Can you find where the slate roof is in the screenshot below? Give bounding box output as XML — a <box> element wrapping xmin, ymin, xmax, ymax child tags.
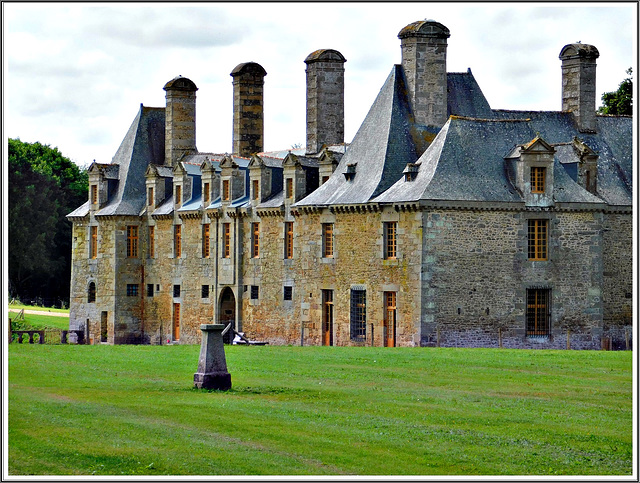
<box><xmin>446</xmin><ymin>70</ymin><xmax>493</xmax><ymax>119</ymax></box>
<box><xmin>295</xmin><ymin>64</ymin><xmax>419</xmax><ymax>206</ymax></box>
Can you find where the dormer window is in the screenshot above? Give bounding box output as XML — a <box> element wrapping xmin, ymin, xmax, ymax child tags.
<box><xmin>404</xmin><ymin>163</ymin><xmax>419</xmax><ymax>182</ymax></box>
<box><xmin>223</xmin><ymin>179</ymin><xmax>230</xmax><ymax>201</ymax></box>
<box><xmin>286</xmin><ymin>178</ymin><xmax>293</xmax><ymax>199</ymax></box>
<box><xmin>344</xmin><ymin>163</ymin><xmax>357</xmax><ymax>181</ymax></box>
<box><xmin>252</xmin><ymin>180</ymin><xmax>259</xmax><ymax>200</ymax></box>
<box><xmin>531</xmin><ymin>167</ymin><xmax>546</xmax><ymax>193</ymax></box>
<box><xmin>148</xmin><ymin>187</ymin><xmax>154</xmax><ymax>207</ymax></box>
<box><xmin>91</xmin><ymin>185</ymin><xmax>98</xmax><ymax>204</ymax></box>
<box><xmin>203</xmin><ymin>182</ymin><xmax>210</xmax><ymax>204</ymax></box>
<box><xmin>175</xmin><ymin>185</ymin><xmax>182</xmax><ymax>207</ymax></box>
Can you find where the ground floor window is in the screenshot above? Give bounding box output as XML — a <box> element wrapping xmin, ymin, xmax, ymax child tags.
<box><xmin>527</xmin><ymin>288</ymin><xmax>550</xmax><ymax>336</ymax></box>
<box><xmin>173</xmin><ymin>303</ymin><xmax>180</xmax><ymax>340</ymax></box>
<box><xmin>126</xmin><ymin>284</ymin><xmax>138</xmax><ymax>297</ymax></box>
<box><xmin>383</xmin><ymin>291</ymin><xmax>396</xmax><ymax>347</ymax></box>
<box><xmin>350</xmin><ymin>288</ymin><xmax>366</xmax><ymax>341</ymax></box>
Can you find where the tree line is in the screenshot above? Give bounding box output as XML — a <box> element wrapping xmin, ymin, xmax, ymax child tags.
<box><xmin>8</xmin><ymin>138</ymin><xmax>88</xmax><ymax>306</ymax></box>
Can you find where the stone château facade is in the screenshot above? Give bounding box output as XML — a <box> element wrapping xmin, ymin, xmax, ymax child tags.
<box><xmin>67</xmin><ymin>20</ymin><xmax>633</xmax><ymax>349</ymax></box>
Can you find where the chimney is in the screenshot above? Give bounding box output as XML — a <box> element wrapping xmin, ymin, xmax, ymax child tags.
<box><xmin>230</xmin><ymin>62</ymin><xmax>267</xmax><ymax>157</ymax></box>
<box><xmin>163</xmin><ymin>76</ymin><xmax>198</xmax><ymax>167</ymax></box>
<box><xmin>304</xmin><ymin>49</ymin><xmax>346</xmax><ymax>155</ymax></box>
<box><xmin>559</xmin><ymin>43</ymin><xmax>599</xmax><ymax>133</ymax></box>
<box><xmin>398</xmin><ymin>20</ymin><xmax>450</xmax><ymax>128</ymax></box>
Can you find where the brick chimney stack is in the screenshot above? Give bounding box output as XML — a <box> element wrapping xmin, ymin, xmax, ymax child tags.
<box><xmin>163</xmin><ymin>76</ymin><xmax>198</xmax><ymax>167</ymax></box>
<box><xmin>559</xmin><ymin>43</ymin><xmax>600</xmax><ymax>133</ymax></box>
<box><xmin>398</xmin><ymin>20</ymin><xmax>450</xmax><ymax>129</ymax></box>
<box><xmin>230</xmin><ymin>62</ymin><xmax>267</xmax><ymax>157</ymax></box>
<box><xmin>304</xmin><ymin>49</ymin><xmax>346</xmax><ymax>155</ymax></box>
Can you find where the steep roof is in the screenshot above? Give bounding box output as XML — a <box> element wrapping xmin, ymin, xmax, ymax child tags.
<box><xmin>93</xmin><ymin>105</ymin><xmax>165</xmax><ymax>216</ymax></box>
<box><xmin>446</xmin><ymin>69</ymin><xmax>493</xmax><ymax>119</ymax></box>
<box><xmin>295</xmin><ymin>64</ymin><xmax>419</xmax><ymax>206</ymax></box>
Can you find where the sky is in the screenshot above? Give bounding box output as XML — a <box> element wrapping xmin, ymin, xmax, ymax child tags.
<box><xmin>3</xmin><ymin>2</ymin><xmax>637</xmax><ymax>167</ymax></box>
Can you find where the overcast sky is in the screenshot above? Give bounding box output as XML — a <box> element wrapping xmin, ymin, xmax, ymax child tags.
<box><xmin>3</xmin><ymin>2</ymin><xmax>637</xmax><ymax>166</ymax></box>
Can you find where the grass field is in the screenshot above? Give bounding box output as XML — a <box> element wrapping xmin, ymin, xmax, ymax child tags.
<box><xmin>7</xmin><ymin>344</ymin><xmax>633</xmax><ymax>476</ymax></box>
<box><xmin>8</xmin><ymin>302</ymin><xmax>70</xmax><ymax>314</ymax></box>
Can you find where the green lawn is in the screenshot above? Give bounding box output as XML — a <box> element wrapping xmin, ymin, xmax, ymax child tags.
<box><xmin>7</xmin><ymin>345</ymin><xmax>633</xmax><ymax>476</ymax></box>
<box><xmin>8</xmin><ymin>302</ymin><xmax>70</xmax><ymax>314</ymax></box>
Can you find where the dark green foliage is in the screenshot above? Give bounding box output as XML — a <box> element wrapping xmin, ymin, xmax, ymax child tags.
<box><xmin>8</xmin><ymin>138</ymin><xmax>88</xmax><ymax>304</ymax></box>
<box><xmin>599</xmin><ymin>68</ymin><xmax>632</xmax><ymax>115</ymax></box>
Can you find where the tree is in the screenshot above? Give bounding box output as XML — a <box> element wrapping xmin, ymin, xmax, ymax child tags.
<box><xmin>599</xmin><ymin>68</ymin><xmax>633</xmax><ymax>115</ymax></box>
<box><xmin>8</xmin><ymin>139</ymin><xmax>88</xmax><ymax>304</ymax></box>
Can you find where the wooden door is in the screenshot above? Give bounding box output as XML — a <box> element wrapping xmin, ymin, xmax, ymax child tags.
<box><xmin>173</xmin><ymin>303</ymin><xmax>180</xmax><ymax>340</ymax></box>
<box><xmin>322</xmin><ymin>290</ymin><xmax>333</xmax><ymax>346</ymax></box>
<box><xmin>383</xmin><ymin>292</ymin><xmax>396</xmax><ymax>347</ymax></box>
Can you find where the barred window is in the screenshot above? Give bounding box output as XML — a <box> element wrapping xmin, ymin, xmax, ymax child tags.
<box><xmin>284</xmin><ymin>286</ymin><xmax>293</xmax><ymax>301</ymax></box>
<box><xmin>322</xmin><ymin>223</ymin><xmax>334</xmax><ymax>258</ymax></box>
<box><xmin>528</xmin><ymin>219</ymin><xmax>548</xmax><ymax>260</ymax></box>
<box><xmin>350</xmin><ymin>288</ymin><xmax>367</xmax><ymax>340</ymax></box>
<box><xmin>223</xmin><ymin>223</ymin><xmax>231</xmax><ymax>258</ymax></box>
<box><xmin>202</xmin><ymin>223</ymin><xmax>210</xmax><ymax>258</ymax></box>
<box><xmin>126</xmin><ymin>226</ymin><xmax>138</xmax><ymax>258</ymax></box>
<box><xmin>251</xmin><ymin>222</ymin><xmax>260</xmax><ymax>258</ymax></box>
<box><xmin>384</xmin><ymin>222</ymin><xmax>397</xmax><ymax>259</ymax></box>
<box><xmin>284</xmin><ymin>222</ymin><xmax>294</xmax><ymax>259</ymax></box>
<box><xmin>90</xmin><ymin>226</ymin><xmax>98</xmax><ymax>259</ymax></box>
<box><xmin>201</xmin><ymin>285</ymin><xmax>210</xmax><ymax>298</ymax></box>
<box><xmin>174</xmin><ymin>224</ymin><xmax>182</xmax><ymax>258</ymax></box>
<box><xmin>527</xmin><ymin>289</ymin><xmax>550</xmax><ymax>336</ymax></box>
<box><xmin>531</xmin><ymin>167</ymin><xmax>546</xmax><ymax>193</ymax></box>
<box><xmin>126</xmin><ymin>284</ymin><xmax>139</xmax><ymax>297</ymax></box>
<box><xmin>149</xmin><ymin>225</ymin><xmax>155</xmax><ymax>258</ymax></box>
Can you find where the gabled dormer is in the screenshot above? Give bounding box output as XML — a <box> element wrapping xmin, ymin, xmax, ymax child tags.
<box><xmin>318</xmin><ymin>148</ymin><xmax>340</xmax><ymax>185</ymax></box>
<box><xmin>145</xmin><ymin>164</ymin><xmax>173</xmax><ymax>211</ymax></box>
<box><xmin>200</xmin><ymin>158</ymin><xmax>220</xmax><ymax>207</ymax></box>
<box><xmin>572</xmin><ymin>137</ymin><xmax>598</xmax><ymax>194</ymax></box>
<box><xmin>172</xmin><ymin>162</ymin><xmax>191</xmax><ymax>209</ymax></box>
<box><xmin>87</xmin><ymin>161</ymin><xmax>119</xmax><ymax>211</ymax></box>
<box><xmin>248</xmin><ymin>154</ymin><xmax>281</xmax><ymax>205</ymax></box>
<box><xmin>283</xmin><ymin>152</ymin><xmax>319</xmax><ymax>203</ymax></box>
<box><xmin>220</xmin><ymin>155</ymin><xmax>245</xmax><ymax>203</ymax></box>
<box><xmin>505</xmin><ymin>135</ymin><xmax>555</xmax><ymax>207</ymax></box>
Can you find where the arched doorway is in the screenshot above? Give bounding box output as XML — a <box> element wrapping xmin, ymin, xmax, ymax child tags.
<box><xmin>219</xmin><ymin>287</ymin><xmax>236</xmax><ymax>344</ymax></box>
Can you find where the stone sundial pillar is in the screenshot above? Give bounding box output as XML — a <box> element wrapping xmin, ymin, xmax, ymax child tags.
<box><xmin>194</xmin><ymin>324</ymin><xmax>232</xmax><ymax>390</ymax></box>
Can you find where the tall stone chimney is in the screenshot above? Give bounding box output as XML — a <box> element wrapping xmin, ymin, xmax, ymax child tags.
<box><xmin>304</xmin><ymin>49</ymin><xmax>346</xmax><ymax>155</ymax></box>
<box><xmin>398</xmin><ymin>20</ymin><xmax>450</xmax><ymax>128</ymax></box>
<box><xmin>163</xmin><ymin>76</ymin><xmax>198</xmax><ymax>167</ymax></box>
<box><xmin>230</xmin><ymin>62</ymin><xmax>267</xmax><ymax>157</ymax></box>
<box><xmin>559</xmin><ymin>43</ymin><xmax>599</xmax><ymax>133</ymax></box>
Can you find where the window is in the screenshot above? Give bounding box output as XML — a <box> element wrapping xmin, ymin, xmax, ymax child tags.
<box><xmin>88</xmin><ymin>282</ymin><xmax>96</xmax><ymax>303</ymax></box>
<box><xmin>253</xmin><ymin>180</ymin><xmax>259</xmax><ymax>200</ymax></box>
<box><xmin>173</xmin><ymin>303</ymin><xmax>180</xmax><ymax>340</ymax></box>
<box><xmin>251</xmin><ymin>285</ymin><xmax>259</xmax><ymax>300</ymax></box>
<box><xmin>90</xmin><ymin>226</ymin><xmax>98</xmax><ymax>259</ymax></box>
<box><xmin>531</xmin><ymin>167</ymin><xmax>546</xmax><ymax>193</ymax></box>
<box><xmin>286</xmin><ymin>178</ymin><xmax>293</xmax><ymax>199</ymax></box>
<box><xmin>126</xmin><ymin>226</ymin><xmax>138</xmax><ymax>258</ymax></box>
<box><xmin>322</xmin><ymin>290</ymin><xmax>334</xmax><ymax>346</ymax></box>
<box><xmin>91</xmin><ymin>185</ymin><xmax>98</xmax><ymax>204</ymax></box>
<box><xmin>174</xmin><ymin>225</ymin><xmax>181</xmax><ymax>258</ymax></box>
<box><xmin>527</xmin><ymin>289</ymin><xmax>550</xmax><ymax>336</ymax></box>
<box><xmin>223</xmin><ymin>223</ymin><xmax>231</xmax><ymax>258</ymax></box>
<box><xmin>284</xmin><ymin>222</ymin><xmax>294</xmax><ymax>259</ymax></box>
<box><xmin>175</xmin><ymin>185</ymin><xmax>182</xmax><ymax>206</ymax></box>
<box><xmin>251</xmin><ymin>222</ymin><xmax>260</xmax><ymax>258</ymax></box>
<box><xmin>284</xmin><ymin>286</ymin><xmax>293</xmax><ymax>301</ymax></box>
<box><xmin>100</xmin><ymin>311</ymin><xmax>108</xmax><ymax>342</ymax></box>
<box><xmin>203</xmin><ymin>182</ymin><xmax>210</xmax><ymax>204</ymax></box>
<box><xmin>148</xmin><ymin>186</ymin><xmax>154</xmax><ymax>207</ymax></box>
<box><xmin>202</xmin><ymin>223</ymin><xmax>210</xmax><ymax>258</ymax></box>
<box><xmin>126</xmin><ymin>284</ymin><xmax>139</xmax><ymax>297</ymax></box>
<box><xmin>149</xmin><ymin>225</ymin><xmax>155</xmax><ymax>258</ymax></box>
<box><xmin>223</xmin><ymin>179</ymin><xmax>230</xmax><ymax>201</ymax></box>
<box><xmin>384</xmin><ymin>222</ymin><xmax>397</xmax><ymax>259</ymax></box>
<box><xmin>322</xmin><ymin>223</ymin><xmax>334</xmax><ymax>258</ymax></box>
<box><xmin>201</xmin><ymin>285</ymin><xmax>210</xmax><ymax>298</ymax></box>
<box><xmin>350</xmin><ymin>288</ymin><xmax>367</xmax><ymax>341</ymax></box>
<box><xmin>173</xmin><ymin>284</ymin><xmax>181</xmax><ymax>298</ymax></box>
<box><xmin>528</xmin><ymin>219</ymin><xmax>548</xmax><ymax>261</ymax></box>
<box><xmin>147</xmin><ymin>284</ymin><xmax>154</xmax><ymax>297</ymax></box>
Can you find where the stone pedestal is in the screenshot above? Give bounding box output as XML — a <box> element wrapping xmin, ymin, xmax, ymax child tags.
<box><xmin>194</xmin><ymin>324</ymin><xmax>232</xmax><ymax>390</ymax></box>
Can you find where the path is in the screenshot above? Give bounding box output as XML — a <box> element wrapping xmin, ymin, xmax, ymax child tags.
<box><xmin>8</xmin><ymin>309</ymin><xmax>69</xmax><ymax>317</ymax></box>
